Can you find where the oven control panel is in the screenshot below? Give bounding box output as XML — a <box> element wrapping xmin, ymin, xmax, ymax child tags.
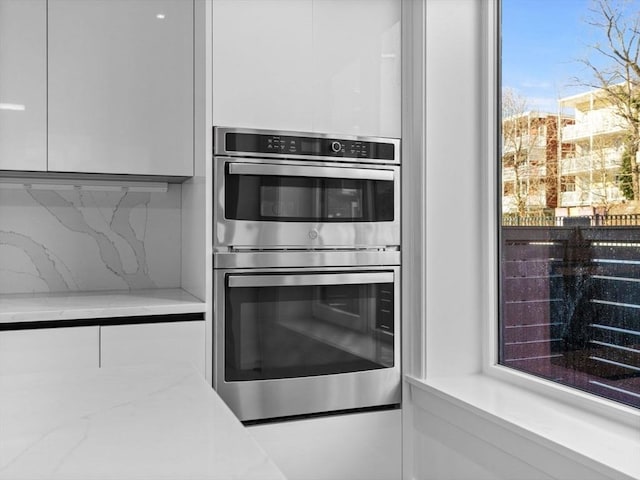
<box><xmin>217</xmin><ymin>129</ymin><xmax>398</xmax><ymax>162</ymax></box>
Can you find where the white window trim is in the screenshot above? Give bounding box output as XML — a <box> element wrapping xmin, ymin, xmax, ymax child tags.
<box><xmin>401</xmin><ymin>0</ymin><xmax>640</xmax><ymax>478</ymax></box>
<box><xmin>482</xmin><ymin>0</ymin><xmax>639</xmax><ymax>428</ymax></box>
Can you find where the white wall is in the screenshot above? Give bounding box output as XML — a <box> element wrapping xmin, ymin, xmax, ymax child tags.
<box><xmin>422</xmin><ymin>0</ymin><xmax>484</xmax><ymax>378</ymax></box>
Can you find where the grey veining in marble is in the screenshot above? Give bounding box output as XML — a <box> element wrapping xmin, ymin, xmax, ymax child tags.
<box><xmin>0</xmin><ymin>365</ymin><xmax>286</xmax><ymax>480</ymax></box>
<box><xmin>0</xmin><ymin>185</ymin><xmax>180</xmax><ymax>294</ymax></box>
<box><xmin>0</xmin><ymin>231</ymin><xmax>70</xmax><ymax>291</ymax></box>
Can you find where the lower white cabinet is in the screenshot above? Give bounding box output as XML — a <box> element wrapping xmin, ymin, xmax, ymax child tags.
<box><xmin>100</xmin><ymin>321</ymin><xmax>205</xmax><ymax>375</ymax></box>
<box><xmin>0</xmin><ymin>326</ymin><xmax>100</xmax><ymax>376</ymax></box>
<box><xmin>0</xmin><ymin>319</ymin><xmax>205</xmax><ymax>377</ymax></box>
<box><xmin>248</xmin><ymin>408</ymin><xmax>402</xmax><ymax>480</ymax></box>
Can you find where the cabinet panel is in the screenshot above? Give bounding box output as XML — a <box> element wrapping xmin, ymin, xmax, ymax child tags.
<box><xmin>212</xmin><ymin>0</ymin><xmax>400</xmax><ymax>138</ymax></box>
<box><xmin>0</xmin><ymin>326</ymin><xmax>100</xmax><ymax>376</ymax></box>
<box><xmin>100</xmin><ymin>321</ymin><xmax>205</xmax><ymax>375</ymax></box>
<box><xmin>212</xmin><ymin>0</ymin><xmax>314</xmax><ymax>132</ymax></box>
<box><xmin>48</xmin><ymin>0</ymin><xmax>193</xmax><ymax>177</ymax></box>
<box><xmin>311</xmin><ymin>0</ymin><xmax>401</xmax><ymax>138</ymax></box>
<box><xmin>248</xmin><ymin>409</ymin><xmax>401</xmax><ymax>480</ymax></box>
<box><xmin>0</xmin><ymin>0</ymin><xmax>47</xmax><ymax>171</ymax></box>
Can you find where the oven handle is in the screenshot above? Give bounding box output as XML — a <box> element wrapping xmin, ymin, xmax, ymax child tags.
<box><xmin>228</xmin><ymin>162</ymin><xmax>394</xmax><ymax>181</ymax></box>
<box><xmin>227</xmin><ymin>272</ymin><xmax>394</xmax><ymax>288</ymax></box>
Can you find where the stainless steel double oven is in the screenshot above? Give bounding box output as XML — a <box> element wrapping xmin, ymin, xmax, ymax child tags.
<box><xmin>213</xmin><ymin>127</ymin><xmax>401</xmax><ymax>422</ymax></box>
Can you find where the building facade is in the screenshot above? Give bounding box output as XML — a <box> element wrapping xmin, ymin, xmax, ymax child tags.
<box><xmin>557</xmin><ymin>89</ymin><xmax>628</xmax><ymax>215</ymax></box>
<box><xmin>501</xmin><ymin>112</ymin><xmax>574</xmax><ymax>216</ymax></box>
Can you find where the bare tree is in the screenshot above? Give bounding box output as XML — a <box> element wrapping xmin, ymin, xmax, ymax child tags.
<box><xmin>502</xmin><ymin>88</ymin><xmax>549</xmax><ymax>217</ymax></box>
<box><xmin>584</xmin><ymin>136</ymin><xmax>623</xmax><ymax>213</ymax></box>
<box><xmin>577</xmin><ymin>0</ymin><xmax>640</xmax><ymax>198</ymax></box>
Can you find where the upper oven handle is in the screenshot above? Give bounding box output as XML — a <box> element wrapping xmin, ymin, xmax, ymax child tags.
<box><xmin>227</xmin><ymin>162</ymin><xmax>394</xmax><ymax>181</ymax></box>
<box><xmin>227</xmin><ymin>272</ymin><xmax>394</xmax><ymax>288</ymax></box>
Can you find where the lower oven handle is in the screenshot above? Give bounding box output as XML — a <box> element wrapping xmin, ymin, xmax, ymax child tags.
<box><xmin>228</xmin><ymin>162</ymin><xmax>394</xmax><ymax>181</ymax></box>
<box><xmin>227</xmin><ymin>272</ymin><xmax>394</xmax><ymax>288</ymax></box>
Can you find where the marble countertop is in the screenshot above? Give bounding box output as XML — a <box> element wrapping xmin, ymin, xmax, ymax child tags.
<box><xmin>0</xmin><ymin>364</ymin><xmax>286</xmax><ymax>480</ymax></box>
<box><xmin>0</xmin><ymin>288</ymin><xmax>206</xmax><ymax>324</ymax></box>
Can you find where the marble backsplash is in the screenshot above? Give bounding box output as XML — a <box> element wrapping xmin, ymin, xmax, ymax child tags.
<box><xmin>0</xmin><ymin>184</ymin><xmax>181</xmax><ymax>294</ymax></box>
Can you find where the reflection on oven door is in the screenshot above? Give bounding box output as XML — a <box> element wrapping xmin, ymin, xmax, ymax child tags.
<box><xmin>224</xmin><ymin>274</ymin><xmax>395</xmax><ymax>383</ymax></box>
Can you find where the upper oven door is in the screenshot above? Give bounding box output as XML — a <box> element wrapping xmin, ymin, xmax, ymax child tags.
<box><xmin>214</xmin><ymin>157</ymin><xmax>400</xmax><ymax>250</ymax></box>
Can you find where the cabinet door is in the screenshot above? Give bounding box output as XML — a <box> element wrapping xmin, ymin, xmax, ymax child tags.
<box><xmin>100</xmin><ymin>321</ymin><xmax>205</xmax><ymax>375</ymax></box>
<box><xmin>311</xmin><ymin>0</ymin><xmax>401</xmax><ymax>138</ymax></box>
<box><xmin>212</xmin><ymin>0</ymin><xmax>314</xmax><ymax>132</ymax></box>
<box><xmin>48</xmin><ymin>0</ymin><xmax>194</xmax><ymax>177</ymax></box>
<box><xmin>0</xmin><ymin>326</ymin><xmax>100</xmax><ymax>376</ymax></box>
<box><xmin>0</xmin><ymin>0</ymin><xmax>46</xmax><ymax>171</ymax></box>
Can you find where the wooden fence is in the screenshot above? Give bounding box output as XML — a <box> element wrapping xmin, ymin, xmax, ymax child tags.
<box><xmin>502</xmin><ymin>225</ymin><xmax>640</xmax><ymax>407</ymax></box>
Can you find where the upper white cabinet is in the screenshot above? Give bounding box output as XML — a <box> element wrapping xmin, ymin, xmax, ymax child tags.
<box><xmin>212</xmin><ymin>0</ymin><xmax>314</xmax><ymax>132</ymax></box>
<box><xmin>48</xmin><ymin>0</ymin><xmax>194</xmax><ymax>177</ymax></box>
<box><xmin>0</xmin><ymin>0</ymin><xmax>47</xmax><ymax>172</ymax></box>
<box><xmin>212</xmin><ymin>0</ymin><xmax>400</xmax><ymax>138</ymax></box>
<box><xmin>311</xmin><ymin>0</ymin><xmax>401</xmax><ymax>138</ymax></box>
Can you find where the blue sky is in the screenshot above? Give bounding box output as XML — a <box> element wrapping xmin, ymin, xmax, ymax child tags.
<box><xmin>502</xmin><ymin>0</ymin><xmax>600</xmax><ymax>112</ymax></box>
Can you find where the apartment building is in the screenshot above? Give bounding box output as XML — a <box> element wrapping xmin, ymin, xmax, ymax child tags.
<box><xmin>557</xmin><ymin>89</ymin><xmax>628</xmax><ymax>215</ymax></box>
<box><xmin>501</xmin><ymin>111</ymin><xmax>574</xmax><ymax>216</ymax></box>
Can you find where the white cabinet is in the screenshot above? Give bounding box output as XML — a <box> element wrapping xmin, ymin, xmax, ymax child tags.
<box><xmin>212</xmin><ymin>0</ymin><xmax>400</xmax><ymax>138</ymax></box>
<box><xmin>0</xmin><ymin>320</ymin><xmax>204</xmax><ymax>377</ymax></box>
<box><xmin>311</xmin><ymin>0</ymin><xmax>401</xmax><ymax>138</ymax></box>
<box><xmin>100</xmin><ymin>321</ymin><xmax>205</xmax><ymax>375</ymax></box>
<box><xmin>0</xmin><ymin>326</ymin><xmax>100</xmax><ymax>376</ymax></box>
<box><xmin>48</xmin><ymin>0</ymin><xmax>194</xmax><ymax>177</ymax></box>
<box><xmin>212</xmin><ymin>0</ymin><xmax>314</xmax><ymax>132</ymax></box>
<box><xmin>0</xmin><ymin>0</ymin><xmax>47</xmax><ymax>171</ymax></box>
<box><xmin>248</xmin><ymin>409</ymin><xmax>402</xmax><ymax>480</ymax></box>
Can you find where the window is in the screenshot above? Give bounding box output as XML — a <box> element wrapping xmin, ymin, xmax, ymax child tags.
<box><xmin>500</xmin><ymin>0</ymin><xmax>640</xmax><ymax>408</ymax></box>
<box><xmin>503</xmin><ymin>181</ymin><xmax>514</xmax><ymax>196</ymax></box>
<box><xmin>561</xmin><ymin>176</ymin><xmax>576</xmax><ymax>193</ymax></box>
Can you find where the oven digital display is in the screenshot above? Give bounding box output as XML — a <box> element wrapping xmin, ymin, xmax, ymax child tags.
<box><xmin>225</xmin><ymin>132</ymin><xmax>395</xmax><ymax>161</ymax></box>
<box><xmin>301</xmin><ymin>140</ymin><xmax>322</xmax><ymax>154</ymax></box>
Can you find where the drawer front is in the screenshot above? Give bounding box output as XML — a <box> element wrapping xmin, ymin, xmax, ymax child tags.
<box><xmin>0</xmin><ymin>326</ymin><xmax>99</xmax><ymax>375</ymax></box>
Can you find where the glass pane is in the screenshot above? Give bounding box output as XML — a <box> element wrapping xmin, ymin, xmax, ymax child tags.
<box><xmin>226</xmin><ymin>172</ymin><xmax>394</xmax><ymax>222</ymax></box>
<box><xmin>225</xmin><ymin>280</ymin><xmax>394</xmax><ymax>381</ymax></box>
<box><xmin>500</xmin><ymin>0</ymin><xmax>640</xmax><ymax>408</ymax></box>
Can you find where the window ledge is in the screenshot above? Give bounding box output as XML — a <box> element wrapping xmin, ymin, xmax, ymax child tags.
<box><xmin>405</xmin><ymin>373</ymin><xmax>640</xmax><ymax>480</ymax></box>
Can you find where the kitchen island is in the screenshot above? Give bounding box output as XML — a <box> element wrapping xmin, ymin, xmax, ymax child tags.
<box><xmin>0</xmin><ymin>364</ymin><xmax>286</xmax><ymax>480</ymax></box>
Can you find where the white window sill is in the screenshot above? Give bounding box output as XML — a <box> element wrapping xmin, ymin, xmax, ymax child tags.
<box><xmin>405</xmin><ymin>373</ymin><xmax>640</xmax><ymax>480</ymax></box>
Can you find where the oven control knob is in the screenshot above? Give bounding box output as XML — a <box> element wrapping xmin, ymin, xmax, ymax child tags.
<box><xmin>331</xmin><ymin>141</ymin><xmax>342</xmax><ymax>153</ymax></box>
<box><xmin>308</xmin><ymin>229</ymin><xmax>318</xmax><ymax>240</ymax></box>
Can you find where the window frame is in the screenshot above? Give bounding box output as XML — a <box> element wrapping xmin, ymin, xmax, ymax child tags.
<box><xmin>400</xmin><ymin>2</ymin><xmax>640</xmax><ymax>477</ymax></box>
<box><xmin>485</xmin><ymin>0</ymin><xmax>639</xmax><ymax>426</ymax></box>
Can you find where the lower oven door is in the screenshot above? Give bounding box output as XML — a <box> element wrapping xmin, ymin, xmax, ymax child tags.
<box><xmin>214</xmin><ymin>266</ymin><xmax>400</xmax><ymax>421</ymax></box>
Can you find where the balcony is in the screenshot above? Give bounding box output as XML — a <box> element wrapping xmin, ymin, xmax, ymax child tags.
<box><xmin>502</xmin><ymin>165</ymin><xmax>548</xmax><ymax>181</ymax></box>
<box><xmin>560</xmin><ymin>187</ymin><xmax>624</xmax><ymax>207</ymax></box>
<box><xmin>502</xmin><ymin>135</ymin><xmax>547</xmax><ymax>154</ymax></box>
<box><xmin>561</xmin><ymin>151</ymin><xmax>622</xmax><ymax>175</ymax></box>
<box><xmin>561</xmin><ymin>114</ymin><xmax>626</xmax><ymax>142</ymax></box>
<box><xmin>502</xmin><ymin>193</ymin><xmax>549</xmax><ymax>214</ymax></box>
<box><xmin>560</xmin><ymin>191</ymin><xmax>585</xmax><ymax>206</ymax></box>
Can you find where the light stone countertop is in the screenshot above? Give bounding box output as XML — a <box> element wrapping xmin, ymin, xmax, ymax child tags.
<box><xmin>0</xmin><ymin>288</ymin><xmax>205</xmax><ymax>324</ymax></box>
<box><xmin>0</xmin><ymin>364</ymin><xmax>286</xmax><ymax>480</ymax></box>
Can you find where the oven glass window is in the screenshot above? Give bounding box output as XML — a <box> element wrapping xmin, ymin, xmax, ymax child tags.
<box><xmin>225</xmin><ymin>277</ymin><xmax>395</xmax><ymax>381</ymax></box>
<box><xmin>225</xmin><ymin>173</ymin><xmax>394</xmax><ymax>222</ymax></box>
